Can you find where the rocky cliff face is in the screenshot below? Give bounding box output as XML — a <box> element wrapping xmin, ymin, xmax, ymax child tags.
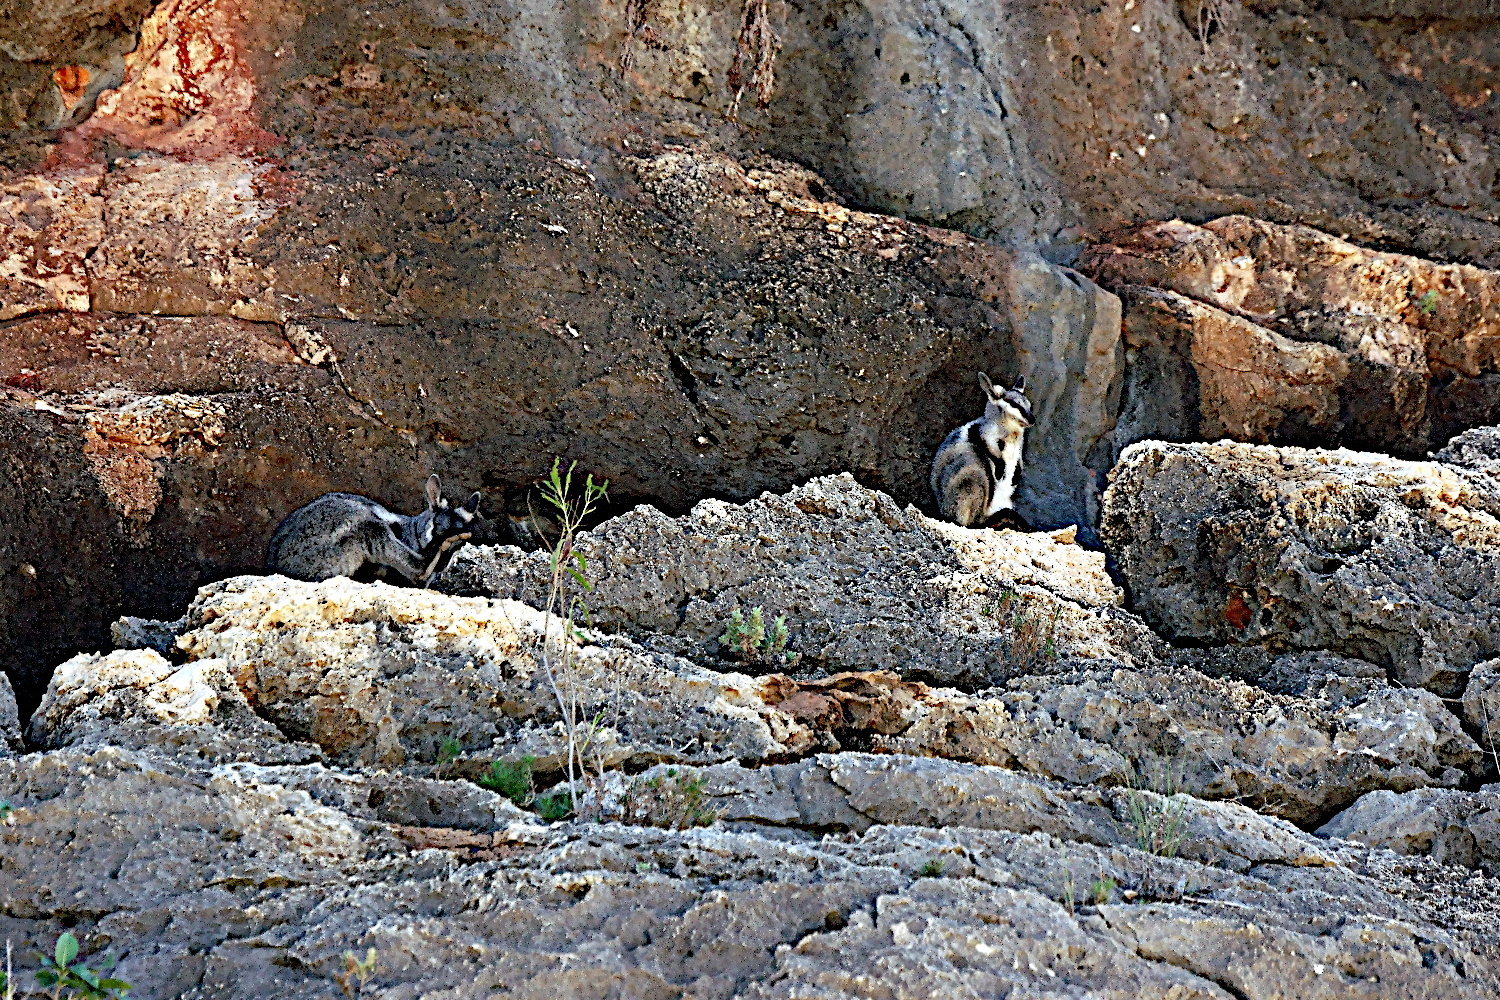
<box><xmin>7</xmin><ymin>0</ymin><xmax>1500</xmax><ymax>709</ymax></box>
<box><xmin>3</xmin><ymin>467</ymin><xmax>1499</xmax><ymax>997</ymax></box>
<box><xmin>7</xmin><ymin>4</ymin><xmax>1500</xmax><ymax>992</ymax></box>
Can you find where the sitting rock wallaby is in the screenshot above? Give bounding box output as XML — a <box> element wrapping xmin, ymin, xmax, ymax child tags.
<box><xmin>266</xmin><ymin>475</ymin><xmax>482</xmax><ymax>584</ymax></box>
<box><xmin>930</xmin><ymin>372</ymin><xmax>1034</xmax><ymax>528</ymax></box>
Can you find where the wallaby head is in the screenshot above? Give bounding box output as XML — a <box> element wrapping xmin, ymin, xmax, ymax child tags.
<box><xmin>407</xmin><ymin>474</ymin><xmax>483</xmax><ymax>553</ymax></box>
<box><xmin>977</xmin><ymin>372</ymin><xmax>1033</xmax><ymax>429</ymax></box>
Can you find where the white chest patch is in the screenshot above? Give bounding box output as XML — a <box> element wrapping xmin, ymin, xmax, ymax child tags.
<box><xmin>983</xmin><ymin>427</ymin><xmax>1025</xmax><ymax>518</ymax></box>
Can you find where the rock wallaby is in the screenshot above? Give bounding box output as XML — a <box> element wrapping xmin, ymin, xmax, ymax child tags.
<box><xmin>930</xmin><ymin>372</ymin><xmax>1034</xmax><ymax>528</ymax></box>
<box><xmin>266</xmin><ymin>475</ymin><xmax>482</xmax><ymax>584</ymax></box>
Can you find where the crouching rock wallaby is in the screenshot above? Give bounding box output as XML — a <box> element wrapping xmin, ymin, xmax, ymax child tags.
<box><xmin>930</xmin><ymin>372</ymin><xmax>1034</xmax><ymax>529</ymax></box>
<box><xmin>267</xmin><ymin>475</ymin><xmax>482</xmax><ymax>584</ymax></box>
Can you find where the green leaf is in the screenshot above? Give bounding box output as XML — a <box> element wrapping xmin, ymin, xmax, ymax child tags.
<box><xmin>56</xmin><ymin>931</ymin><xmax>79</xmax><ymax>968</ymax></box>
<box><xmin>567</xmin><ymin>568</ymin><xmax>592</xmax><ymax>591</ymax></box>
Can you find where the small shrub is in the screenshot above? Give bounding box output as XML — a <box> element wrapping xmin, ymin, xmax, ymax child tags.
<box><xmin>536</xmin><ymin>787</ymin><xmax>574</xmax><ymax>822</ymax></box>
<box><xmin>621</xmin><ymin>768</ymin><xmax>721</xmax><ymax>830</ymax></box>
<box><xmin>982</xmin><ymin>589</ymin><xmax>1061</xmax><ymax>672</ymax></box>
<box><xmin>535</xmin><ymin>459</ymin><xmax>612</xmax><ymax>814</ymax></box>
<box><xmin>334</xmin><ymin>948</ymin><xmax>377</xmax><ymax>998</ymax></box>
<box><xmin>477</xmin><ymin>756</ymin><xmax>535</xmax><ymax>805</ymax></box>
<box><xmin>917</xmin><ymin>858</ymin><xmax>946</xmax><ymax>878</ymax></box>
<box><xmin>433</xmin><ymin>737</ymin><xmax>463</xmax><ymax>779</ymax></box>
<box><xmin>35</xmin><ymin>932</ymin><xmax>131</xmax><ymax>999</ymax></box>
<box><xmin>1123</xmin><ymin>766</ymin><xmax>1189</xmax><ymax>859</ymax></box>
<box><xmin>719</xmin><ymin>606</ymin><xmax>800</xmax><ymax>668</ymax></box>
<box><xmin>1089</xmin><ymin>876</ymin><xmax>1117</xmax><ymax>906</ymax></box>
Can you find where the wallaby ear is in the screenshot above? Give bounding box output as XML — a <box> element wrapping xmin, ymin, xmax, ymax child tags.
<box><xmin>1013</xmin><ymin>375</ymin><xmax>1027</xmax><ymax>392</ymax></box>
<box><xmin>465</xmin><ymin>491</ymin><xmax>482</xmax><ymax>514</ymax></box>
<box><xmin>425</xmin><ymin>474</ymin><xmax>441</xmax><ymax>510</ymax></box>
<box><xmin>977</xmin><ymin>372</ymin><xmax>995</xmax><ymax>398</ymax></box>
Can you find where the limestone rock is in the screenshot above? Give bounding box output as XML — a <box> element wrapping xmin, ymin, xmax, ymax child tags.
<box><xmin>163</xmin><ymin>575</ymin><xmax>820</xmax><ymax>775</ymax></box>
<box><xmin>2</xmin><ymin>743</ymin><xmax>1495</xmax><ymax>999</ymax></box>
<box><xmin>1101</xmin><ymin>437</ymin><xmax>1500</xmax><ymax>694</ymax></box>
<box><xmin>1320</xmin><ymin>787</ymin><xmax>1500</xmax><ymax>877</ymax></box>
<box><xmin>1463</xmin><ymin>658</ymin><xmax>1500</xmax><ymax>752</ymax></box>
<box><xmin>643</xmin><ymin>753</ymin><xmax>1342</xmax><ymax>874</ymax></box>
<box><xmin>1438</xmin><ymin>425</ymin><xmax>1500</xmax><ymax>479</ymax></box>
<box><xmin>25</xmin><ymin>647</ymin><xmax>319</xmax><ymax>766</ymax></box>
<box><xmin>218</xmin><ymin>762</ymin><xmax>537</xmax><ymax>834</ymax></box>
<box><xmin>0</xmin><ymin>667</ymin><xmax>19</xmax><ymax>754</ymax></box>
<box><xmin>443</xmin><ymin>474</ymin><xmax>1155</xmax><ymax>690</ymax></box>
<box><xmin>1084</xmin><ymin>217</ymin><xmax>1500</xmax><ymax>459</ymax></box>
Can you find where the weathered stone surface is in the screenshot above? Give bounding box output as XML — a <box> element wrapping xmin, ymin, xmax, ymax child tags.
<box><xmin>0</xmin><ymin>666</ymin><xmax>19</xmax><ymax>754</ymax></box>
<box><xmin>0</xmin><ymin>147</ymin><xmax>1124</xmax><ymax>714</ymax></box>
<box><xmin>1320</xmin><ymin>787</ymin><xmax>1500</xmax><ymax>878</ymax></box>
<box><xmin>1084</xmin><ymin>217</ymin><xmax>1500</xmax><ymax>459</ymax></box>
<box><xmin>444</xmin><ymin>474</ymin><xmax>1154</xmax><ymax>691</ymax></box>
<box><xmin>0</xmin><ymin>167</ymin><xmax>103</xmax><ymax>318</ymax></box>
<box><xmin>650</xmin><ymin>753</ymin><xmax>1343</xmax><ymax>873</ymax></box>
<box><xmin>1439</xmin><ymin>425</ymin><xmax>1500</xmax><ymax>479</ymax></box>
<box><xmin>990</xmin><ymin>662</ymin><xmax>1478</xmax><ymax>827</ymax></box>
<box><xmin>137</xmin><ymin>574</ymin><xmax>831</xmax><ymax>775</ymax></box>
<box><xmin>25</xmin><ymin>646</ymin><xmax>323</xmax><ymax>765</ymax></box>
<box><xmin>2</xmin><ymin>741</ymin><xmax>1496</xmax><ymax>999</ymax></box>
<box><xmin>82</xmin><ymin>579</ymin><xmax>1485</xmax><ymax>826</ymax></box>
<box><xmin>1102</xmin><ymin>437</ymin><xmax>1500</xmax><ymax>694</ymax></box>
<box><xmin>1112</xmin><ymin>283</ymin><xmax>1351</xmax><ymax>455</ymax></box>
<box><xmin>1464</xmin><ymin>658</ymin><xmax>1500</xmax><ymax>756</ymax></box>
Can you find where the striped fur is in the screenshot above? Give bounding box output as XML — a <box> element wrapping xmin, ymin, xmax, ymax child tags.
<box><xmin>930</xmin><ymin>372</ymin><xmax>1033</xmax><ymax>527</ymax></box>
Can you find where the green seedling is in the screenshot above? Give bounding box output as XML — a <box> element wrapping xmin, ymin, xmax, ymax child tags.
<box><xmin>433</xmin><ymin>737</ymin><xmax>463</xmax><ymax>778</ymax></box>
<box><xmin>1417</xmin><ymin>289</ymin><xmax>1439</xmax><ymax>315</ymax></box>
<box><xmin>918</xmin><ymin>858</ymin><xmax>946</xmax><ymax>878</ymax></box>
<box><xmin>719</xmin><ymin>606</ymin><xmax>800</xmax><ymax>668</ymax></box>
<box><xmin>35</xmin><ymin>932</ymin><xmax>131</xmax><ymax>999</ymax></box>
<box><xmin>536</xmin><ymin>787</ymin><xmax>573</xmax><ymax>822</ymax></box>
<box><xmin>334</xmin><ymin>947</ymin><xmax>377</xmax><ymax>998</ymax></box>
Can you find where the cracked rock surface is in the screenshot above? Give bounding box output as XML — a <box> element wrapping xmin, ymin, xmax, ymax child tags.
<box><xmin>1102</xmin><ymin>437</ymin><xmax>1500</xmax><ymax>695</ymax></box>
<box><xmin>3</xmin><ymin>466</ymin><xmax>1499</xmax><ymax>996</ymax></box>
<box><xmin>443</xmin><ymin>474</ymin><xmax>1151</xmax><ymax>691</ymax></box>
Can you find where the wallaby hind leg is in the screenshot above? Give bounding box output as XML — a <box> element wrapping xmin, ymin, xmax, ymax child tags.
<box><xmin>364</xmin><ymin>523</ymin><xmax>432</xmax><ymax>583</ymax></box>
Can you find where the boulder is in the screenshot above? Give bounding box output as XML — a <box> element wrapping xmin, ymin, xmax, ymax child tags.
<box><xmin>1319</xmin><ymin>787</ymin><xmax>1500</xmax><ymax>877</ymax></box>
<box><xmin>1463</xmin><ymin>658</ymin><xmax>1500</xmax><ymax>754</ymax></box>
<box><xmin>1438</xmin><ymin>425</ymin><xmax>1500</xmax><ymax>478</ymax></box>
<box><xmin>0</xmin><ymin>667</ymin><xmax>19</xmax><ymax>754</ymax></box>
<box><xmin>150</xmin><ymin>575</ymin><xmax>821</xmax><ymax>775</ymax></box>
<box><xmin>443</xmin><ymin>474</ymin><xmax>1156</xmax><ymax>691</ymax></box>
<box><xmin>25</xmin><ymin>646</ymin><xmax>321</xmax><ymax>766</ymax></box>
<box><xmin>1101</xmin><ymin>437</ymin><xmax>1500</xmax><ymax>695</ymax></box>
<box><xmin>1083</xmin><ymin>217</ymin><xmax>1500</xmax><ymax>460</ymax></box>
